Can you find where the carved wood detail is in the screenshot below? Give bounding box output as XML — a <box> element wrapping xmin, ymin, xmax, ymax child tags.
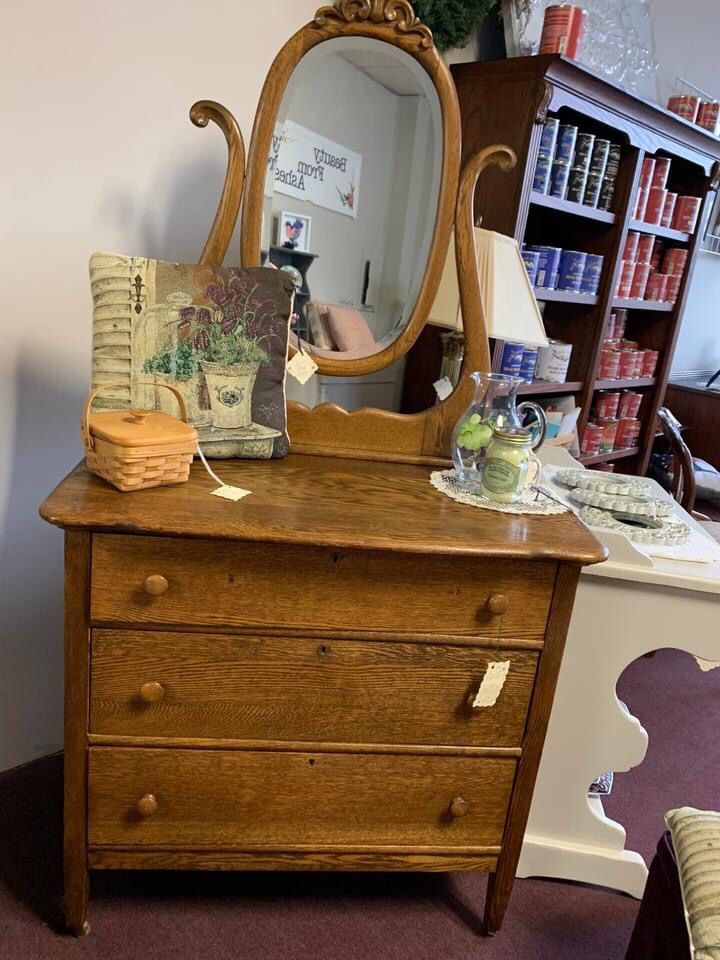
<box><xmin>536</xmin><ymin>80</ymin><xmax>554</xmax><ymax>124</ymax></box>
<box><xmin>314</xmin><ymin>0</ymin><xmax>433</xmax><ymax>47</ymax></box>
<box><xmin>190</xmin><ymin>100</ymin><xmax>246</xmax><ymax>266</ymax></box>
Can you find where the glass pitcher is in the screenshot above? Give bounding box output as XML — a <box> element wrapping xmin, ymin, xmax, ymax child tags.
<box><xmin>452</xmin><ymin>372</ymin><xmax>547</xmax><ymax>489</ymax></box>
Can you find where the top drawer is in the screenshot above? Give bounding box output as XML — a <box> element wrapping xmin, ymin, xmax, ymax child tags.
<box><xmin>91</xmin><ymin>534</ymin><xmax>555</xmax><ymax>641</ymax></box>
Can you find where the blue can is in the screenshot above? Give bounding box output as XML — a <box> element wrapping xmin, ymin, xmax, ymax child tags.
<box><xmin>520</xmin><ymin>346</ymin><xmax>539</xmax><ymax>383</ymax></box>
<box><xmin>574</xmin><ymin>132</ymin><xmax>595</xmax><ymax>170</ymax></box>
<box><xmin>555</xmin><ymin>124</ymin><xmax>579</xmax><ymax>163</ymax></box>
<box><xmin>580</xmin><ymin>253</ymin><xmax>604</xmax><ymax>294</ymax></box>
<box><xmin>521</xmin><ymin>248</ymin><xmax>541</xmax><ymax>286</ymax></box>
<box><xmin>533</xmin><ymin>153</ymin><xmax>552</xmax><ymax>193</ymax></box>
<box><xmin>539</xmin><ymin>117</ymin><xmax>560</xmax><ymax>158</ymax></box>
<box><xmin>558</xmin><ymin>250</ymin><xmax>588</xmax><ymax>292</ymax></box>
<box><xmin>527</xmin><ymin>245</ymin><xmax>562</xmax><ymax>289</ymax></box>
<box><xmin>498</xmin><ymin>341</ymin><xmax>524</xmax><ymax>377</ymax></box>
<box><xmin>549</xmin><ymin>159</ymin><xmax>571</xmax><ymax>199</ymax></box>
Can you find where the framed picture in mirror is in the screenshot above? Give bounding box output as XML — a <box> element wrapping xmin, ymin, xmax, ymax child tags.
<box><xmin>277</xmin><ymin>211</ymin><xmax>312</xmax><ymax>252</ymax></box>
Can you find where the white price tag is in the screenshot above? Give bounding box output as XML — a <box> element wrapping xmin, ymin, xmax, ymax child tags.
<box><xmin>472</xmin><ymin>661</ymin><xmax>510</xmax><ymax>709</ymax></box>
<box><xmin>287</xmin><ymin>350</ymin><xmax>318</xmax><ymax>384</ymax></box>
<box><xmin>210</xmin><ymin>485</ymin><xmax>252</xmax><ymax>502</ymax></box>
<box><xmin>433</xmin><ymin>376</ymin><xmax>454</xmax><ymax>401</ymax></box>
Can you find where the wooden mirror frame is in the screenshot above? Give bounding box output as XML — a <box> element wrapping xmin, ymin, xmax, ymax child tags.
<box><xmin>240</xmin><ymin>0</ymin><xmax>461</xmax><ymax>379</ymax></box>
<box><xmin>192</xmin><ymin>2</ymin><xmax>516</xmax><ymax>463</ymax></box>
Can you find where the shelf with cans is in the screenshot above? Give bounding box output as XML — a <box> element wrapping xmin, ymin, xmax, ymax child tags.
<box><xmin>448</xmin><ymin>55</ymin><xmax>720</xmax><ymax>474</ymax></box>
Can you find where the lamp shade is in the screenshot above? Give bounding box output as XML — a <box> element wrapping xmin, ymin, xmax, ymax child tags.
<box><xmin>428</xmin><ymin>227</ymin><xmax>548</xmax><ymax>348</ymax></box>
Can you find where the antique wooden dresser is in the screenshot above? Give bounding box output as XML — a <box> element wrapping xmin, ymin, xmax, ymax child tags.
<box><xmin>41</xmin><ymin>454</ymin><xmax>605</xmax><ymax>936</ymax></box>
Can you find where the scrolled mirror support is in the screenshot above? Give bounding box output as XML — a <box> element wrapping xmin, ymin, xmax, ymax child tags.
<box><xmin>190</xmin><ymin>100</ymin><xmax>246</xmax><ymax>266</ymax></box>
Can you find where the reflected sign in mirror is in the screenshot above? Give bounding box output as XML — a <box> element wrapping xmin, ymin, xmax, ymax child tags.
<box><xmin>260</xmin><ymin>37</ymin><xmax>443</xmax><ymax>386</ymax></box>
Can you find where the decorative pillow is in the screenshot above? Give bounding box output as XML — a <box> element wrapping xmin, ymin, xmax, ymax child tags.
<box><xmin>89</xmin><ymin>253</ymin><xmax>295</xmax><ymax>458</ymax></box>
<box><xmin>325</xmin><ymin>304</ymin><xmax>376</xmax><ymax>353</ymax></box>
<box><xmin>666</xmin><ymin>806</ymin><xmax>720</xmax><ymax>960</ymax></box>
<box><xmin>306</xmin><ymin>300</ymin><xmax>335</xmax><ymax>351</ymax></box>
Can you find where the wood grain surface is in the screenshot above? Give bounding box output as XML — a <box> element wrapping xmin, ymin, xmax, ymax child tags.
<box><xmin>40</xmin><ymin>456</ymin><xmax>606</xmax><ymax>565</ymax></box>
<box><xmin>87</xmin><ymin>747</ymin><xmax>516</xmax><ymax>849</ymax></box>
<box><xmin>88</xmin><ymin>849</ymin><xmax>498</xmax><ymax>873</ymax></box>
<box><xmin>90</xmin><ymin>534</ymin><xmax>555</xmax><ymax>640</ymax></box>
<box><xmin>90</xmin><ymin>630</ymin><xmax>539</xmax><ymax>747</ymax></box>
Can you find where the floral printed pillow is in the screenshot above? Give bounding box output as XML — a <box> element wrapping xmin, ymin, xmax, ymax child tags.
<box><xmin>89</xmin><ymin>254</ymin><xmax>295</xmax><ymax>458</ymax></box>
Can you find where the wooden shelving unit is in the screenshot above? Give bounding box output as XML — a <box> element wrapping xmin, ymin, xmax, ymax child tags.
<box><xmin>450</xmin><ymin>54</ymin><xmax>720</xmax><ymax>475</ymax></box>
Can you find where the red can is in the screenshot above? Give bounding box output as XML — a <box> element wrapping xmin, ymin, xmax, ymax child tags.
<box><xmin>623</xmin><ymin>231</ymin><xmax>640</xmax><ymax>261</ymax></box>
<box><xmin>644</xmin><ymin>187</ymin><xmax>667</xmax><ymax>225</ymax></box>
<box><xmin>618</xmin><ymin>350</ymin><xmax>637</xmax><ymax>380</ymax></box>
<box><xmin>599</xmin><ymin>348</ymin><xmax>621</xmax><ymax>380</ymax></box>
<box><xmin>673</xmin><ymin>195</ymin><xmax>701</xmax><ymax>233</ymax></box>
<box><xmin>634</xmin><ymin>188</ymin><xmax>649</xmax><ymax>220</ymax></box>
<box><xmin>698</xmin><ymin>100</ymin><xmax>720</xmax><ymax>135</ymax></box>
<box><xmin>651</xmin><ymin>158</ymin><xmax>672</xmax><ymax>189</ymax></box>
<box><xmin>662</xmin><ymin>247</ymin><xmax>689</xmax><ymax>275</ymax></box>
<box><xmin>616</xmin><ymin>417</ymin><xmax>641</xmax><ymax>449</ymax></box>
<box><xmin>644</xmin><ymin>272</ymin><xmax>668</xmax><ymax>302</ymax></box>
<box><xmin>641</xmin><ymin>349</ymin><xmax>660</xmax><ymax>377</ymax></box>
<box><xmin>597</xmin><ymin>418</ymin><xmax>619</xmax><ymax>452</ymax></box>
<box><xmin>650</xmin><ymin>238</ymin><xmax>664</xmax><ymax>270</ymax></box>
<box><xmin>636</xmin><ymin>234</ymin><xmax>655</xmax><ymax>263</ymax></box>
<box><xmin>614</xmin><ymin>309</ymin><xmax>628</xmax><ymax>340</ymax></box>
<box><xmin>582</xmin><ymin>422</ymin><xmax>603</xmax><ymax>455</ymax></box>
<box><xmin>593</xmin><ymin>463</ymin><xmax>616</xmax><ymax>472</ymax></box>
<box><xmin>619</xmin><ymin>391</ymin><xmax>642</xmax><ymax>419</ymax></box>
<box><xmin>595</xmin><ymin>390</ymin><xmax>621</xmax><ymax>419</ymax></box>
<box><xmin>661</xmin><ymin>192</ymin><xmax>677</xmax><ymax>228</ymax></box>
<box><xmin>665</xmin><ymin>274</ymin><xmax>682</xmax><ymax>303</ymax></box>
<box><xmin>539</xmin><ymin>5</ymin><xmax>587</xmax><ymax>58</ymax></box>
<box><xmin>615</xmin><ymin>260</ymin><xmax>635</xmax><ymax>298</ymax></box>
<box><xmin>639</xmin><ymin>157</ymin><xmax>655</xmax><ymax>190</ymax></box>
<box><xmin>630</xmin><ymin>262</ymin><xmax>651</xmax><ymax>299</ymax></box>
<box><xmin>667</xmin><ymin>95</ymin><xmax>701</xmax><ymax>123</ymax></box>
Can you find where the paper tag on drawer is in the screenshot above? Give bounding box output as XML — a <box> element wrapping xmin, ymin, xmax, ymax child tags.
<box><xmin>473</xmin><ymin>661</ymin><xmax>511</xmax><ymax>708</ymax></box>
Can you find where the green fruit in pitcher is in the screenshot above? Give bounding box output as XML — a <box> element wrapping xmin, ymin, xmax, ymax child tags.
<box><xmin>458</xmin><ymin>418</ymin><xmax>492</xmax><ymax>451</ymax></box>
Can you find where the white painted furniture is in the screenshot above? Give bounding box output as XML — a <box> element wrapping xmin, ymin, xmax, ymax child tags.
<box><xmin>518</xmin><ymin>456</ymin><xmax>720</xmax><ymax>898</ymax></box>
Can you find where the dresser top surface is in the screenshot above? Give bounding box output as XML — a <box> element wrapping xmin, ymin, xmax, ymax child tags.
<box><xmin>40</xmin><ymin>455</ymin><xmax>606</xmax><ymax>564</ymax></box>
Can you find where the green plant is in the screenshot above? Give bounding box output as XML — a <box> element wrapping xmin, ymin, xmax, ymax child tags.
<box><xmin>413</xmin><ymin>0</ymin><xmax>497</xmax><ymax>51</ymax></box>
<box><xmin>201</xmin><ymin>323</ymin><xmax>270</xmax><ymax>366</ymax></box>
<box><xmin>143</xmin><ymin>339</ymin><xmax>201</xmax><ymax>381</ymax></box>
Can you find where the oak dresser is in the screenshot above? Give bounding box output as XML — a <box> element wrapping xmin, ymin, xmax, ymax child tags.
<box><xmin>40</xmin><ymin>453</ymin><xmax>605</xmax><ymax>936</ymax></box>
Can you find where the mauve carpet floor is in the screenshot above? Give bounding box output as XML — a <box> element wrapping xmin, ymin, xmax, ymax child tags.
<box><xmin>2</xmin><ymin>649</ymin><xmax>719</xmax><ymax>960</ymax></box>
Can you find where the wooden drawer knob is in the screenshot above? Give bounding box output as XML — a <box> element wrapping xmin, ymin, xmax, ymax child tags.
<box><xmin>136</xmin><ymin>794</ymin><xmax>158</xmax><ymax>817</ymax></box>
<box><xmin>449</xmin><ymin>796</ymin><xmax>471</xmax><ymax>819</ymax></box>
<box><xmin>144</xmin><ymin>574</ymin><xmax>169</xmax><ymax>597</ymax></box>
<box><xmin>487</xmin><ymin>593</ymin><xmax>509</xmax><ymax>616</ymax></box>
<box><xmin>140</xmin><ymin>681</ymin><xmax>165</xmax><ymax>703</ymax></box>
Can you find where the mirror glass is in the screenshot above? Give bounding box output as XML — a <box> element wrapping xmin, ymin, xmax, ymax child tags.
<box><xmin>261</xmin><ymin>37</ymin><xmax>443</xmax><ymax>410</ymax></box>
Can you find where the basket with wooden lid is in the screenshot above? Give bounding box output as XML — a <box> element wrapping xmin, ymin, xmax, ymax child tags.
<box><xmin>81</xmin><ymin>382</ymin><xmax>198</xmax><ymax>492</ymax></box>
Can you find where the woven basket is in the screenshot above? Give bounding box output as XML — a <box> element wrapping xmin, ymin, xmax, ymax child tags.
<box><xmin>82</xmin><ymin>381</ymin><xmax>198</xmax><ymax>492</ymax></box>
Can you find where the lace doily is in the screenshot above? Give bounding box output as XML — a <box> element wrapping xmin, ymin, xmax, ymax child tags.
<box><xmin>430</xmin><ymin>470</ymin><xmax>569</xmax><ymax>516</ymax></box>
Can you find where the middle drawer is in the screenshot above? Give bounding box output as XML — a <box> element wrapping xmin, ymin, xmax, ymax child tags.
<box><xmin>90</xmin><ymin>630</ymin><xmax>538</xmax><ymax>748</ymax></box>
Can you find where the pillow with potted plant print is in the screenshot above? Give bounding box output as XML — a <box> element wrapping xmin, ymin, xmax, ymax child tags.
<box><xmin>89</xmin><ymin>253</ymin><xmax>296</xmax><ymax>458</ymax></box>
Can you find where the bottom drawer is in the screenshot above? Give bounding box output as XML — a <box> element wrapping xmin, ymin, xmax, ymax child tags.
<box><xmin>88</xmin><ymin>747</ymin><xmax>516</xmax><ymax>851</ymax></box>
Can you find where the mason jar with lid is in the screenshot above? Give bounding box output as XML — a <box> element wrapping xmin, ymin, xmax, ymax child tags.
<box><xmin>480</xmin><ymin>426</ymin><xmax>539</xmax><ymax>504</ymax></box>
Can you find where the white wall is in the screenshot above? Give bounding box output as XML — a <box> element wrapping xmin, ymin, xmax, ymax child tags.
<box><xmin>0</xmin><ymin>0</ymin><xmax>320</xmax><ymax>773</ymax></box>
<box><xmin>651</xmin><ymin>0</ymin><xmax>720</xmax><ymax>373</ymax></box>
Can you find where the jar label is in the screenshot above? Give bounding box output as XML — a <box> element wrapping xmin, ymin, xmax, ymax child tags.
<box><xmin>483</xmin><ymin>457</ymin><xmax>521</xmax><ymax>494</ymax></box>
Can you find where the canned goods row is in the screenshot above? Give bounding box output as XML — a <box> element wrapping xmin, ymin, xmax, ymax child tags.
<box><xmin>615</xmin><ymin>240</ymin><xmax>687</xmax><ymax>303</ymax></box>
<box><xmin>594</xmin><ymin>389</ymin><xmax>642</xmax><ymax>421</ymax></box>
<box><xmin>667</xmin><ymin>95</ymin><xmax>720</xmax><ymax>136</ymax></box>
<box><xmin>582</xmin><ymin>417</ymin><xmax>641</xmax><ymax>456</ymax></box>
<box><xmin>495</xmin><ymin>339</ymin><xmax>573</xmax><ymax>385</ymax></box>
<box><xmin>634</xmin><ymin>157</ymin><xmax>701</xmax><ymax>232</ymax></box>
<box><xmin>533</xmin><ymin>117</ymin><xmax>620</xmax><ymax>211</ymax></box>
<box><xmin>598</xmin><ymin>344</ymin><xmax>659</xmax><ymax>381</ymax></box>
<box><xmin>521</xmin><ymin>243</ymin><xmax>604</xmax><ymax>295</ymax></box>
<box><xmin>604</xmin><ymin>309</ymin><xmax>628</xmax><ymax>341</ymax></box>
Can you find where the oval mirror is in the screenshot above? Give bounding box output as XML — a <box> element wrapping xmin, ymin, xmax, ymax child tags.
<box><xmin>241</xmin><ymin>4</ymin><xmax>460</xmax><ymax>411</ymax></box>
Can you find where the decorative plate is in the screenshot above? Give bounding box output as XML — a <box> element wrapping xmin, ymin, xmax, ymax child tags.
<box><xmin>579</xmin><ymin>505</ymin><xmax>691</xmax><ymax>546</ymax></box>
<box><xmin>569</xmin><ymin>487</ymin><xmax>674</xmax><ymax>517</ymax></box>
<box><xmin>555</xmin><ymin>468</ymin><xmax>653</xmax><ymax>498</ymax></box>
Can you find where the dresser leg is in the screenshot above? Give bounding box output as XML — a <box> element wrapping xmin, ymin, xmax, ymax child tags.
<box><xmin>484</xmin><ymin>871</ymin><xmax>509</xmax><ymax>935</ymax></box>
